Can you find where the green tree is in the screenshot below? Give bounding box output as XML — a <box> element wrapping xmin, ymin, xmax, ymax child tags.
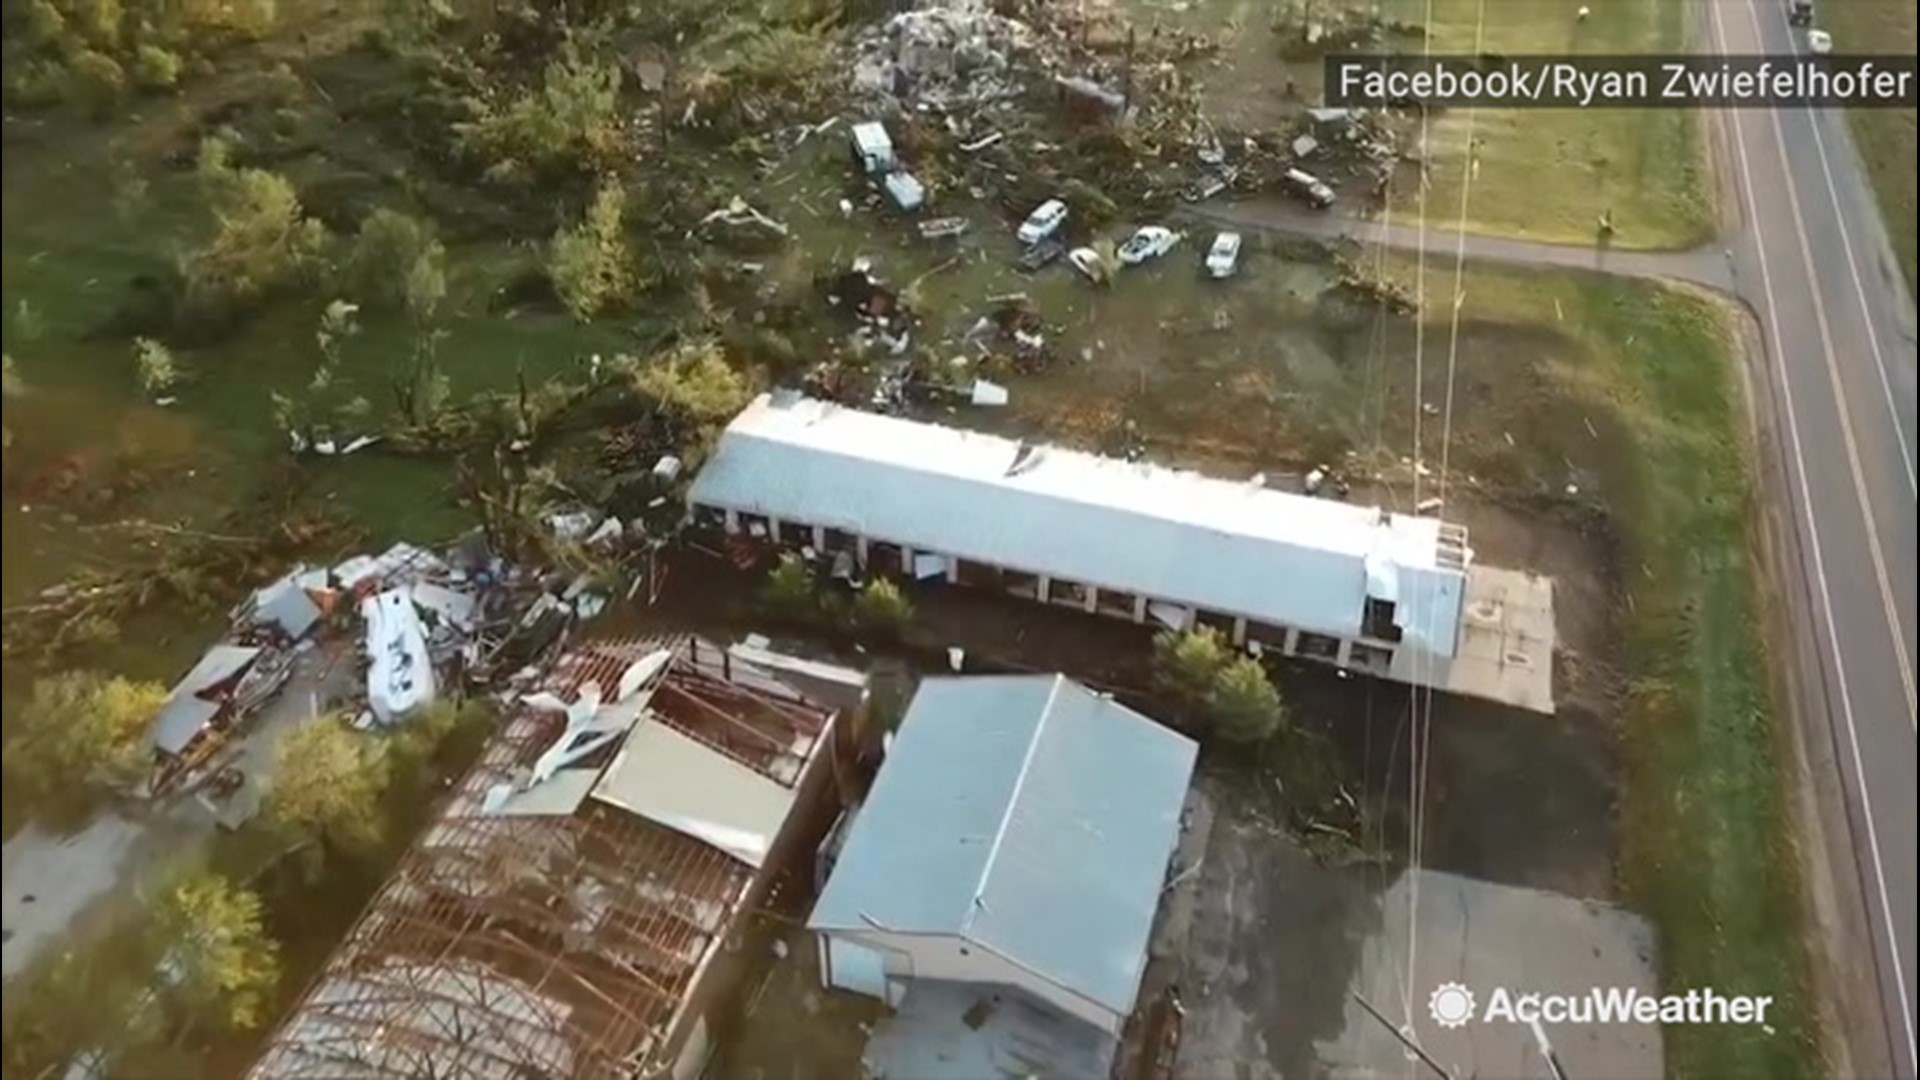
<box><xmin>762</xmin><ymin>553</ymin><xmax>816</xmax><ymax>619</ymax></box>
<box><xmin>1151</xmin><ymin>626</ymin><xmax>1232</xmax><ymax>715</ymax></box>
<box><xmin>549</xmin><ymin>182</ymin><xmax>635</xmax><ymax>321</ymax></box>
<box><xmin>628</xmin><ymin>339</ymin><xmax>750</xmax><ymax>427</ymax></box>
<box><xmin>456</xmin><ymin>46</ymin><xmax>622</xmax><ymax>179</ymax></box>
<box><xmin>1</xmin><ymin>672</ymin><xmax>167</xmax><ymax>825</ymax></box>
<box><xmin>854</xmin><ymin>577</ymin><xmax>913</xmax><ymax>638</ymax></box>
<box><xmin>263</xmin><ymin>715</ymin><xmax>391</xmax><ymax>867</ymax></box>
<box><xmin>0</xmin><ymin>937</ymin><xmax>163</xmax><ymax>1077</ymax></box>
<box><xmin>179</xmin><ymin>139</ymin><xmax>330</xmax><ymax>315</ymax></box>
<box><xmin>345</xmin><ymin>209</ymin><xmax>445</xmax><ymax>316</ymax></box>
<box><xmin>149</xmin><ymin>869</ymin><xmax>280</xmax><ymax>1033</ymax></box>
<box><xmin>1208</xmin><ymin>655</ymin><xmax>1286</xmax><ymax>743</ymax></box>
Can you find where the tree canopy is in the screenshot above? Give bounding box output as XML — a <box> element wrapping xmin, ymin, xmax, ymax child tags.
<box><xmin>264</xmin><ymin>714</ymin><xmax>392</xmax><ymax>866</ymax></box>
<box><xmin>150</xmin><ymin>869</ymin><xmax>281</xmax><ymax>1033</ymax></box>
<box><xmin>1</xmin><ymin>671</ymin><xmax>167</xmax><ymax>824</ymax></box>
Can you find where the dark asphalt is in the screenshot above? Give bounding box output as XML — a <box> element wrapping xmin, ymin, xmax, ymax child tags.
<box><xmin>1188</xmin><ymin>18</ymin><xmax>1920</xmax><ymax>1073</ymax></box>
<box><xmin>1710</xmin><ymin>0</ymin><xmax>1919</xmax><ymax>1073</ymax></box>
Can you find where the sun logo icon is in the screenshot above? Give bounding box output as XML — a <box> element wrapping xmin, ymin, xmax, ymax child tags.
<box><xmin>1428</xmin><ymin>982</ymin><xmax>1477</xmax><ymax>1029</ymax></box>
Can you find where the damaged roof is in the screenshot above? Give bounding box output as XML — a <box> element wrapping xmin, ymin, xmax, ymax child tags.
<box><xmin>809</xmin><ymin>675</ymin><xmax>1196</xmax><ymax>1020</ymax></box>
<box><xmin>248</xmin><ymin>635</ymin><xmax>848</xmax><ymax>1080</ymax></box>
<box><xmin>150</xmin><ymin>645</ymin><xmax>263</xmax><ymax>755</ymax></box>
<box><xmin>689</xmin><ymin>393</ymin><xmax>1470</xmax><ymax>651</ymax></box>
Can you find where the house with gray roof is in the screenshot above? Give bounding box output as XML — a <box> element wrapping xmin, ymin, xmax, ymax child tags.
<box><xmin>808</xmin><ymin>674</ymin><xmax>1197</xmax><ymax>1076</ymax></box>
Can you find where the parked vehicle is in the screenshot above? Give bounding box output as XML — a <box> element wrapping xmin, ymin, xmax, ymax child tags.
<box><xmin>1117</xmin><ymin>226</ymin><xmax>1181</xmax><ymax>266</ymax></box>
<box><xmin>1787</xmin><ymin>0</ymin><xmax>1813</xmax><ymax>26</ymax></box>
<box><xmin>1284</xmin><ymin>168</ymin><xmax>1337</xmax><ymax>210</ymax></box>
<box><xmin>1017</xmin><ymin>237</ymin><xmax>1067</xmax><ymax>271</ymax></box>
<box><xmin>1806</xmin><ymin>28</ymin><xmax>1832</xmax><ymax>53</ymax></box>
<box><xmin>1204</xmin><ymin>232</ymin><xmax>1243</xmax><ymax>279</ymax></box>
<box><xmin>1017</xmin><ymin>199</ymin><xmax>1069</xmax><ymax>245</ymax></box>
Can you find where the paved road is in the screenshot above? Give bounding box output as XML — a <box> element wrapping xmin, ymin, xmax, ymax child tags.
<box><xmin>1708</xmin><ymin>0</ymin><xmax>1919</xmax><ymax>1075</ymax></box>
<box><xmin>1191</xmin><ymin>24</ymin><xmax>1920</xmax><ymax>1075</ymax></box>
<box><xmin>1187</xmin><ymin>199</ymin><xmax>1737</xmax><ymax>290</ymax></box>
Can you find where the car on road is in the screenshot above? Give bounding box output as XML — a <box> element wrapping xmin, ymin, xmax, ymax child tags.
<box><xmin>1284</xmin><ymin>168</ymin><xmax>1337</xmax><ymax>209</ymax></box>
<box><xmin>1017</xmin><ymin>199</ymin><xmax>1069</xmax><ymax>245</ymax></box>
<box><xmin>1117</xmin><ymin>226</ymin><xmax>1181</xmax><ymax>266</ymax></box>
<box><xmin>1204</xmin><ymin>232</ymin><xmax>1243</xmax><ymax>278</ymax></box>
<box><xmin>1806</xmin><ymin>28</ymin><xmax>1832</xmax><ymax>54</ymax></box>
<box><xmin>1786</xmin><ymin>0</ymin><xmax>1813</xmax><ymax>25</ymax></box>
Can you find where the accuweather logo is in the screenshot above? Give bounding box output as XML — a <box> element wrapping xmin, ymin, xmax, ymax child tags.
<box><xmin>1427</xmin><ymin>982</ymin><xmax>1777</xmax><ymax>1027</ymax></box>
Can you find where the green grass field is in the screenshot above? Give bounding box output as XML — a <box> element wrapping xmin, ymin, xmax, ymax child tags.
<box><xmin>1383</xmin><ymin>0</ymin><xmax>1714</xmax><ymax>249</ymax></box>
<box><xmin>1380</xmin><ymin>261</ymin><xmax>1819</xmax><ymax>1079</ymax></box>
<box><xmin>1828</xmin><ymin>0</ymin><xmax>1918</xmax><ymax>295</ymax></box>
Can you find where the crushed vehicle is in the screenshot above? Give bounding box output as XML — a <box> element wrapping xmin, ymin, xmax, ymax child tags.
<box><xmin>1284</xmin><ymin>167</ymin><xmax>1337</xmax><ymax>209</ymax></box>
<box><xmin>1017</xmin><ymin>198</ymin><xmax>1069</xmax><ymax>245</ymax></box>
<box><xmin>1117</xmin><ymin>226</ymin><xmax>1181</xmax><ymax>266</ymax></box>
<box><xmin>918</xmin><ymin>216</ymin><xmax>970</xmax><ymax>240</ymax></box>
<box><xmin>1017</xmin><ymin>237</ymin><xmax>1067</xmax><ymax>271</ymax></box>
<box><xmin>1067</xmin><ymin>247</ymin><xmax>1104</xmax><ymax>281</ymax></box>
<box><xmin>1205</xmin><ymin>232</ymin><xmax>1243</xmax><ymax>279</ymax></box>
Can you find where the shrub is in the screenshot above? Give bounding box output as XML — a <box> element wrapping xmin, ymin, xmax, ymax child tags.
<box><xmin>1151</xmin><ymin>627</ymin><xmax>1289</xmax><ymax>743</ymax></box>
<box><xmin>132</xmin><ymin>336</ymin><xmax>179</xmax><ymax>396</ymax></box>
<box><xmin>64</xmin><ymin>49</ymin><xmax>128</xmax><ymax>116</ymax></box>
<box><xmin>854</xmin><ymin>578</ymin><xmax>913</xmax><ymax>638</ymax></box>
<box><xmin>762</xmin><ymin>553</ymin><xmax>816</xmax><ymax>619</ymax></box>
<box><xmin>132</xmin><ymin>44</ymin><xmax>181</xmax><ymax>90</ymax></box>
<box><xmin>178</xmin><ymin>140</ymin><xmax>330</xmax><ymax>316</ymax></box>
<box><xmin>456</xmin><ymin>46</ymin><xmax>622</xmax><ymax>179</ymax></box>
<box><xmin>346</xmin><ymin>208</ymin><xmax>445</xmax><ymax>316</ymax></box>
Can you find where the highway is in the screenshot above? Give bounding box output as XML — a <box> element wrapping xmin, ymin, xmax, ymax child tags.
<box><xmin>1708</xmin><ymin>0</ymin><xmax>1919</xmax><ymax>1075</ymax></box>
<box><xmin>1195</xmin><ymin>11</ymin><xmax>1920</xmax><ymax>1069</ymax></box>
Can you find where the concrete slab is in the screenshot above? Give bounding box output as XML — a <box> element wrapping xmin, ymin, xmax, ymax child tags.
<box><xmin>1152</xmin><ymin>781</ymin><xmax>1659</xmax><ymax>1080</ymax></box>
<box><xmin>1394</xmin><ymin>566</ymin><xmax>1556</xmax><ymax>715</ymax></box>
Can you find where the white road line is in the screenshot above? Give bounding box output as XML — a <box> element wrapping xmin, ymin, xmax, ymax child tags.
<box><xmin>1707</xmin><ymin>3</ymin><xmax>1919</xmax><ymax>1074</ymax></box>
<box><xmin>1737</xmin><ymin>9</ymin><xmax>1920</xmax><ymax>727</ymax></box>
<box><xmin>1765</xmin><ymin>12</ymin><xmax>1918</xmax><ymax>496</ymax></box>
<box><xmin>1758</xmin><ymin>107</ymin><xmax>1920</xmax><ymax>722</ymax></box>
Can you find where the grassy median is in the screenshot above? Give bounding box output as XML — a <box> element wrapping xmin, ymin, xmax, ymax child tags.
<box><xmin>1829</xmin><ymin>0</ymin><xmax>1918</xmax><ymax>295</ymax></box>
<box><xmin>1378</xmin><ymin>260</ymin><xmax>1820</xmax><ymax>1079</ymax></box>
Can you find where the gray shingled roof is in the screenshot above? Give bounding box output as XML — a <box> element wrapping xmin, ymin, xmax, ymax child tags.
<box><xmin>809</xmin><ymin>675</ymin><xmax>1196</xmax><ymax>1018</ymax></box>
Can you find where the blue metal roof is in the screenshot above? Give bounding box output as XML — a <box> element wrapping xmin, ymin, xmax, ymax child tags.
<box><xmin>809</xmin><ymin>675</ymin><xmax>1197</xmax><ymax>1018</ymax></box>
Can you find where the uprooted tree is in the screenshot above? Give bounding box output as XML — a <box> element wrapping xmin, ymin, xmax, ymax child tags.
<box><xmin>1151</xmin><ymin>627</ymin><xmax>1289</xmax><ymax>742</ymax></box>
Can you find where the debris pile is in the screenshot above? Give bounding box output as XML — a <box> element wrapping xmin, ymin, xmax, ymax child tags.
<box><xmin>852</xmin><ymin>1</ymin><xmax>1038</xmax><ymax>111</ymax></box>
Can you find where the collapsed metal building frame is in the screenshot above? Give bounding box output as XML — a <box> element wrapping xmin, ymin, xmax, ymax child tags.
<box><xmin>249</xmin><ymin>635</ymin><xmax>838</xmax><ymax>1080</ymax></box>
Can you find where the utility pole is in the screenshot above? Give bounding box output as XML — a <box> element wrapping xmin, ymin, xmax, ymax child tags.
<box><xmin>1349</xmin><ymin>991</ymin><xmax>1458</xmax><ymax>1080</ymax></box>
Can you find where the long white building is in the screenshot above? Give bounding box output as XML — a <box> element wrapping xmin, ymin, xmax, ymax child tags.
<box><xmin>688</xmin><ymin>393</ymin><xmax>1554</xmax><ymax>713</ymax></box>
